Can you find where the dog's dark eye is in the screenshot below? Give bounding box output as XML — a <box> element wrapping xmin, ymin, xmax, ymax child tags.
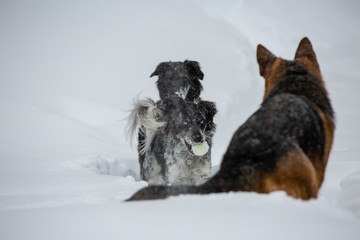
<box><xmin>199</xmin><ymin>119</ymin><xmax>207</xmax><ymax>128</ymax></box>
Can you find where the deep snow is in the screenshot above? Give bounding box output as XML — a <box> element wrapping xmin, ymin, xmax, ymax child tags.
<box><xmin>0</xmin><ymin>0</ymin><xmax>360</xmax><ymax>239</ymax></box>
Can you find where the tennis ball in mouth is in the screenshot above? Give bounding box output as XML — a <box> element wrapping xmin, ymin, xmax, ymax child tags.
<box><xmin>191</xmin><ymin>142</ymin><xmax>209</xmax><ymax>156</ymax></box>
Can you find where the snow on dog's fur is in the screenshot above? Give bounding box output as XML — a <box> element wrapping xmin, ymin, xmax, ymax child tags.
<box><xmin>127</xmin><ymin>97</ymin><xmax>217</xmax><ymax>185</ymax></box>
<box><xmin>150</xmin><ymin>60</ymin><xmax>204</xmax><ymax>102</ymax></box>
<box><xmin>127</xmin><ymin>98</ymin><xmax>166</xmax><ymax>155</ymax></box>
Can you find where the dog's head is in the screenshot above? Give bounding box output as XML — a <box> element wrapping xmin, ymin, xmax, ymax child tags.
<box><xmin>150</xmin><ymin>60</ymin><xmax>204</xmax><ymax>101</ymax></box>
<box><xmin>159</xmin><ymin>97</ymin><xmax>217</xmax><ymax>156</ymax></box>
<box><xmin>257</xmin><ymin>37</ymin><xmax>323</xmax><ymax>101</ymax></box>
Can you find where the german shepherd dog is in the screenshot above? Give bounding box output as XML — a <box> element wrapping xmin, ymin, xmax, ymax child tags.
<box><xmin>127</xmin><ymin>96</ymin><xmax>217</xmax><ymax>185</ymax></box>
<box><xmin>127</xmin><ymin>37</ymin><xmax>335</xmax><ymax>201</ymax></box>
<box><xmin>150</xmin><ymin>60</ymin><xmax>204</xmax><ymax>102</ymax></box>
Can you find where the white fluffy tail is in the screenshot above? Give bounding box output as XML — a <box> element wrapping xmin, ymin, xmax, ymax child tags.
<box><xmin>126</xmin><ymin>98</ymin><xmax>166</xmax><ymax>155</ymax></box>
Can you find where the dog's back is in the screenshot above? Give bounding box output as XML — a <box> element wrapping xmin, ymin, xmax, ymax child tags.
<box><xmin>208</xmin><ymin>93</ymin><xmax>329</xmax><ymax>199</ymax></box>
<box><xmin>128</xmin><ymin>37</ymin><xmax>335</xmax><ymax>201</ymax></box>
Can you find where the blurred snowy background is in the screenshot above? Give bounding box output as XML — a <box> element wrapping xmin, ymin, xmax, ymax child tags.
<box><xmin>0</xmin><ymin>0</ymin><xmax>360</xmax><ymax>239</ymax></box>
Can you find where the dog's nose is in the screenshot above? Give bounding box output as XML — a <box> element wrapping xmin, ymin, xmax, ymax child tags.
<box><xmin>192</xmin><ymin>134</ymin><xmax>203</xmax><ymax>143</ymax></box>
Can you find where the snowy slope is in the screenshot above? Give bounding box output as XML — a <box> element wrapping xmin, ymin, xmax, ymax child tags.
<box><xmin>0</xmin><ymin>0</ymin><xmax>360</xmax><ymax>239</ymax></box>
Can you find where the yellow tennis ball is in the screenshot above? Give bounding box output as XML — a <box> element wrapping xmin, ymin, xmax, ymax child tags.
<box><xmin>191</xmin><ymin>142</ymin><xmax>209</xmax><ymax>156</ymax></box>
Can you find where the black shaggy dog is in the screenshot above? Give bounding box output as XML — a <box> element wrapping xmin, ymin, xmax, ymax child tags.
<box><xmin>150</xmin><ymin>60</ymin><xmax>204</xmax><ymax>102</ymax></box>
<box><xmin>127</xmin><ymin>60</ymin><xmax>216</xmax><ymax>185</ymax></box>
<box><xmin>127</xmin><ymin>37</ymin><xmax>335</xmax><ymax>201</ymax></box>
<box><xmin>128</xmin><ymin>97</ymin><xmax>217</xmax><ymax>185</ymax></box>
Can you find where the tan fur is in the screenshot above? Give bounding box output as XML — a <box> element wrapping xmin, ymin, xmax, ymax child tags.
<box><xmin>315</xmin><ymin>109</ymin><xmax>335</xmax><ymax>187</ymax></box>
<box><xmin>262</xmin><ymin>58</ymin><xmax>286</xmax><ymax>100</ymax></box>
<box><xmin>260</xmin><ymin>148</ymin><xmax>318</xmax><ymax>200</ymax></box>
<box><xmin>298</xmin><ymin>58</ymin><xmax>323</xmax><ymax>86</ymax></box>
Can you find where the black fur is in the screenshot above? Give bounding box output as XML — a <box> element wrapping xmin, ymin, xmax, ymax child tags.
<box><xmin>267</xmin><ymin>61</ymin><xmax>333</xmax><ymax>117</ymax></box>
<box><xmin>137</xmin><ymin>97</ymin><xmax>217</xmax><ymax>185</ymax></box>
<box><xmin>150</xmin><ymin>60</ymin><xmax>204</xmax><ymax>101</ymax></box>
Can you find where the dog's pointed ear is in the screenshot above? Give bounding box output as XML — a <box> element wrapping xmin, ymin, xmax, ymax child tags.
<box><xmin>257</xmin><ymin>44</ymin><xmax>276</xmax><ymax>77</ymax></box>
<box><xmin>150</xmin><ymin>62</ymin><xmax>167</xmax><ymax>78</ymax></box>
<box><xmin>185</xmin><ymin>60</ymin><xmax>204</xmax><ymax>80</ymax></box>
<box><xmin>295</xmin><ymin>37</ymin><xmax>318</xmax><ymax>65</ymax></box>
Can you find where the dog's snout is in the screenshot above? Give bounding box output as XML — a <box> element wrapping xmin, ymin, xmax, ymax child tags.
<box><xmin>192</xmin><ymin>133</ymin><xmax>203</xmax><ymax>143</ymax></box>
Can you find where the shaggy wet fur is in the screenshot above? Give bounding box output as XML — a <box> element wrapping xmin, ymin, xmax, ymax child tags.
<box><xmin>150</xmin><ymin>60</ymin><xmax>204</xmax><ymax>102</ymax></box>
<box><xmin>128</xmin><ymin>97</ymin><xmax>217</xmax><ymax>185</ymax></box>
<box><xmin>127</xmin><ymin>37</ymin><xmax>335</xmax><ymax>201</ymax></box>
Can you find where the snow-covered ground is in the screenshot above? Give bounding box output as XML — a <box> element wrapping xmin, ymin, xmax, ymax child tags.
<box><xmin>1</xmin><ymin>0</ymin><xmax>360</xmax><ymax>239</ymax></box>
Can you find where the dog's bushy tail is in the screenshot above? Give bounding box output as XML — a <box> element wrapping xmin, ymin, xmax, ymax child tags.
<box><xmin>126</xmin><ymin>98</ymin><xmax>166</xmax><ymax>155</ymax></box>
<box><xmin>126</xmin><ymin>176</ymin><xmax>227</xmax><ymax>201</ymax></box>
<box><xmin>126</xmin><ymin>165</ymin><xmax>261</xmax><ymax>201</ymax></box>
<box><xmin>126</xmin><ymin>185</ymin><xmax>209</xmax><ymax>201</ymax></box>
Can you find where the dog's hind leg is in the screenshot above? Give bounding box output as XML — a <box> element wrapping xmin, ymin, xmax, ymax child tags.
<box><xmin>138</xmin><ymin>127</ymin><xmax>146</xmax><ymax>179</ymax></box>
<box><xmin>261</xmin><ymin>146</ymin><xmax>319</xmax><ymax>200</ymax></box>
